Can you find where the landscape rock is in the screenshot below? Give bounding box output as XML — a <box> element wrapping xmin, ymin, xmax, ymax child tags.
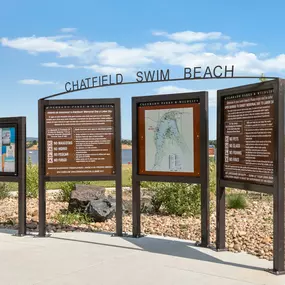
<box><xmin>27</xmin><ymin>222</ymin><xmax>37</xmax><ymax>230</ymax></box>
<box><xmin>0</xmin><ymin>190</ymin><xmax>277</xmax><ymax>261</ymax></box>
<box><xmin>141</xmin><ymin>197</ymin><xmax>154</xmax><ymax>213</ymax></box>
<box><xmin>88</xmin><ymin>199</ymin><xmax>115</xmax><ymax>222</ymax></box>
<box><xmin>68</xmin><ymin>185</ymin><xmax>105</xmax><ymax>212</ymax></box>
<box><xmin>238</xmin><ymin>231</ymin><xmax>246</xmax><ymax>237</ymax></box>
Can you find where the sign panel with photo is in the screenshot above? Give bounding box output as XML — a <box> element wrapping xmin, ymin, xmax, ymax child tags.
<box><xmin>0</xmin><ymin>127</ymin><xmax>16</xmax><ymax>173</ymax></box>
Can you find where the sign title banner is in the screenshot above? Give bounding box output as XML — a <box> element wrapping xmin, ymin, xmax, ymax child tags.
<box><xmin>65</xmin><ymin>65</ymin><xmax>235</xmax><ymax>92</ymax></box>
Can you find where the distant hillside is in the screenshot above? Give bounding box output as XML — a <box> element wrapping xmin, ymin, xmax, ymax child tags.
<box><xmin>27</xmin><ymin>137</ymin><xmax>38</xmax><ymax>142</ymax></box>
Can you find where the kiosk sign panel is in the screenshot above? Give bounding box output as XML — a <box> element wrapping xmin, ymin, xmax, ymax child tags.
<box><xmin>44</xmin><ymin>104</ymin><xmax>115</xmax><ymax>176</ymax></box>
<box><xmin>137</xmin><ymin>99</ymin><xmax>201</xmax><ymax>177</ymax></box>
<box><xmin>222</xmin><ymin>89</ymin><xmax>274</xmax><ymax>186</ymax></box>
<box><xmin>0</xmin><ymin>126</ymin><xmax>16</xmax><ymax>174</ymax></box>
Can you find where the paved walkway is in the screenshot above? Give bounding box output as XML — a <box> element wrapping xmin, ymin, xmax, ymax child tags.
<box><xmin>0</xmin><ymin>229</ymin><xmax>284</xmax><ymax>285</ymax></box>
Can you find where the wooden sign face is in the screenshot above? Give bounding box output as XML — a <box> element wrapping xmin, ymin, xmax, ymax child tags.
<box><xmin>44</xmin><ymin>104</ymin><xmax>115</xmax><ymax>177</ymax></box>
<box><xmin>222</xmin><ymin>89</ymin><xmax>274</xmax><ymax>186</ymax></box>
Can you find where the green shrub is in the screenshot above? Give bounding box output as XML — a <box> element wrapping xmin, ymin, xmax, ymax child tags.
<box><xmin>137</xmin><ymin>161</ymin><xmax>217</xmax><ymax>217</ymax></box>
<box><xmin>141</xmin><ymin>181</ymin><xmax>201</xmax><ymax>216</ymax></box>
<box><xmin>226</xmin><ymin>193</ymin><xmax>247</xmax><ymax>209</ymax></box>
<box><xmin>58</xmin><ymin>182</ymin><xmax>76</xmax><ymax>202</ymax></box>
<box><xmin>0</xmin><ymin>182</ymin><xmax>11</xmax><ymax>199</ymax></box>
<box><xmin>209</xmin><ymin>162</ymin><xmax>216</xmax><ymax>194</ymax></box>
<box><xmin>26</xmin><ymin>157</ymin><xmax>38</xmax><ymax>198</ymax></box>
<box><xmin>54</xmin><ymin>211</ymin><xmax>92</xmax><ymax>225</ymax></box>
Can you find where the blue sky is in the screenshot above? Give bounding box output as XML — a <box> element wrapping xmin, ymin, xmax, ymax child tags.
<box><xmin>0</xmin><ymin>0</ymin><xmax>285</xmax><ymax>139</ymax></box>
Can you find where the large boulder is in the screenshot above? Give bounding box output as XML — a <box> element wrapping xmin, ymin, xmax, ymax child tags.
<box><xmin>88</xmin><ymin>198</ymin><xmax>115</xmax><ymax>222</ymax></box>
<box><xmin>68</xmin><ymin>184</ymin><xmax>105</xmax><ymax>212</ymax></box>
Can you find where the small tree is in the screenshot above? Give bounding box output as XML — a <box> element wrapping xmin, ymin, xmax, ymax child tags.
<box><xmin>26</xmin><ymin>156</ymin><xmax>38</xmax><ymax>198</ymax></box>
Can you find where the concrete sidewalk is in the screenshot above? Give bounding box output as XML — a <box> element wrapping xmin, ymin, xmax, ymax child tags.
<box><xmin>0</xmin><ymin>229</ymin><xmax>284</xmax><ymax>285</ymax></box>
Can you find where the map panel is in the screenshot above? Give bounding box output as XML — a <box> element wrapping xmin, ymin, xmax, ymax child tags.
<box><xmin>137</xmin><ymin>98</ymin><xmax>200</xmax><ymax>176</ymax></box>
<box><xmin>145</xmin><ymin>107</ymin><xmax>194</xmax><ymax>172</ymax></box>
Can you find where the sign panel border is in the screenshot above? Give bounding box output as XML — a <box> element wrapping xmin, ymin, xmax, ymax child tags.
<box><xmin>216</xmin><ymin>80</ymin><xmax>279</xmax><ymax>194</ymax></box>
<box><xmin>0</xmin><ymin>122</ymin><xmax>18</xmax><ymax>177</ymax></box>
<box><xmin>39</xmin><ymin>98</ymin><xmax>121</xmax><ymax>182</ymax></box>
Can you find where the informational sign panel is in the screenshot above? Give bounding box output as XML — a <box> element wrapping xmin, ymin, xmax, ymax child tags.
<box><xmin>0</xmin><ymin>117</ymin><xmax>26</xmax><ymax>236</ymax></box>
<box><xmin>44</xmin><ymin>104</ymin><xmax>115</xmax><ymax>177</ymax></box>
<box><xmin>137</xmin><ymin>99</ymin><xmax>200</xmax><ymax>176</ymax></box>
<box><xmin>222</xmin><ymin>89</ymin><xmax>274</xmax><ymax>186</ymax></box>
<box><xmin>0</xmin><ymin>126</ymin><xmax>16</xmax><ymax>174</ymax></box>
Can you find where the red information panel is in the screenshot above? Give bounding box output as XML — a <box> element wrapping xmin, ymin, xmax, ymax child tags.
<box><xmin>222</xmin><ymin>89</ymin><xmax>274</xmax><ymax>185</ymax></box>
<box><xmin>44</xmin><ymin>104</ymin><xmax>115</xmax><ymax>176</ymax></box>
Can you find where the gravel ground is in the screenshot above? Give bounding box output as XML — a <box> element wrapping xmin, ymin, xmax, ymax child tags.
<box><xmin>0</xmin><ymin>192</ymin><xmax>273</xmax><ymax>261</ymax></box>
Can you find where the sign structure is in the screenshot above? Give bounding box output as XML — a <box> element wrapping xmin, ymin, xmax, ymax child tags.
<box><xmin>132</xmin><ymin>92</ymin><xmax>209</xmax><ymax>246</ymax></box>
<box><xmin>137</xmin><ymin>99</ymin><xmax>200</xmax><ymax>176</ymax></box>
<box><xmin>38</xmin><ymin>99</ymin><xmax>122</xmax><ymax>237</ymax></box>
<box><xmin>44</xmin><ymin>104</ymin><xmax>115</xmax><ymax>177</ymax></box>
<box><xmin>0</xmin><ymin>117</ymin><xmax>26</xmax><ymax>236</ymax></box>
<box><xmin>216</xmin><ymin>79</ymin><xmax>285</xmax><ymax>274</ymax></box>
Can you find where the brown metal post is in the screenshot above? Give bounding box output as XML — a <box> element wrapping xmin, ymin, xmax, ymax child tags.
<box><xmin>216</xmin><ymin>90</ymin><xmax>226</xmax><ymax>250</ymax></box>
<box><xmin>200</xmin><ymin>92</ymin><xmax>210</xmax><ymax>247</ymax></box>
<box><xmin>115</xmin><ymin>99</ymin><xmax>123</xmax><ymax>236</ymax></box>
<box><xmin>38</xmin><ymin>100</ymin><xmax>46</xmax><ymax>237</ymax></box>
<box><xmin>272</xmin><ymin>79</ymin><xmax>285</xmax><ymax>274</ymax></box>
<box><xmin>132</xmin><ymin>97</ymin><xmax>141</xmax><ymax>237</ymax></box>
<box><xmin>18</xmin><ymin>117</ymin><xmax>26</xmax><ymax>236</ymax></box>
<box><xmin>216</xmin><ymin>185</ymin><xmax>226</xmax><ymax>250</ymax></box>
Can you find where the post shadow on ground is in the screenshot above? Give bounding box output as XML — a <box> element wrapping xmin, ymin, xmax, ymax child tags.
<box><xmin>0</xmin><ymin>224</ymin><xmax>271</xmax><ymax>273</ymax></box>
<box><xmin>47</xmin><ymin>230</ymin><xmax>270</xmax><ymax>272</ymax></box>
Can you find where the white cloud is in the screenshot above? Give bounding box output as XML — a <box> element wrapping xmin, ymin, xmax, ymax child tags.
<box><xmin>259</xmin><ymin>52</ymin><xmax>270</xmax><ymax>58</ymax></box>
<box><xmin>145</xmin><ymin>41</ymin><xmax>206</xmax><ymax>56</ymax></box>
<box><xmin>98</xmin><ymin>47</ymin><xmax>153</xmax><ymax>66</ymax></box>
<box><xmin>41</xmin><ymin>62</ymin><xmax>77</xmax><ymax>68</ymax></box>
<box><xmin>152</xmin><ymin>31</ymin><xmax>168</xmax><ymax>37</ymax></box>
<box><xmin>18</xmin><ymin>79</ymin><xmax>57</xmax><ymax>85</ymax></box>
<box><xmin>154</xmin><ymin>85</ymin><xmax>217</xmax><ymax>107</ymax></box>
<box><xmin>83</xmin><ymin>64</ymin><xmax>133</xmax><ymax>74</ymax></box>
<box><xmin>2</xmin><ymin>30</ymin><xmax>285</xmax><ymax>79</ymax></box>
<box><xmin>155</xmin><ymin>86</ymin><xmax>192</xmax><ymax>94</ymax></box>
<box><xmin>60</xmin><ymin>28</ymin><xmax>77</xmax><ymax>33</ymax></box>
<box><xmin>41</xmin><ymin>61</ymin><xmax>132</xmax><ymax>75</ymax></box>
<box><xmin>225</xmin><ymin>41</ymin><xmax>256</xmax><ymax>51</ymax></box>
<box><xmin>0</xmin><ymin>36</ymin><xmax>118</xmax><ymax>62</ymax></box>
<box><xmin>153</xmin><ymin>30</ymin><xmax>230</xmax><ymax>42</ymax></box>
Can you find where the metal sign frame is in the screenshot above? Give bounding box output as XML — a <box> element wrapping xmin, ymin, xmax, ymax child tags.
<box><xmin>38</xmin><ymin>98</ymin><xmax>122</xmax><ymax>237</ymax></box>
<box><xmin>0</xmin><ymin>117</ymin><xmax>26</xmax><ymax>236</ymax></box>
<box><xmin>132</xmin><ymin>92</ymin><xmax>210</xmax><ymax>247</ymax></box>
<box><xmin>216</xmin><ymin>79</ymin><xmax>285</xmax><ymax>274</ymax></box>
